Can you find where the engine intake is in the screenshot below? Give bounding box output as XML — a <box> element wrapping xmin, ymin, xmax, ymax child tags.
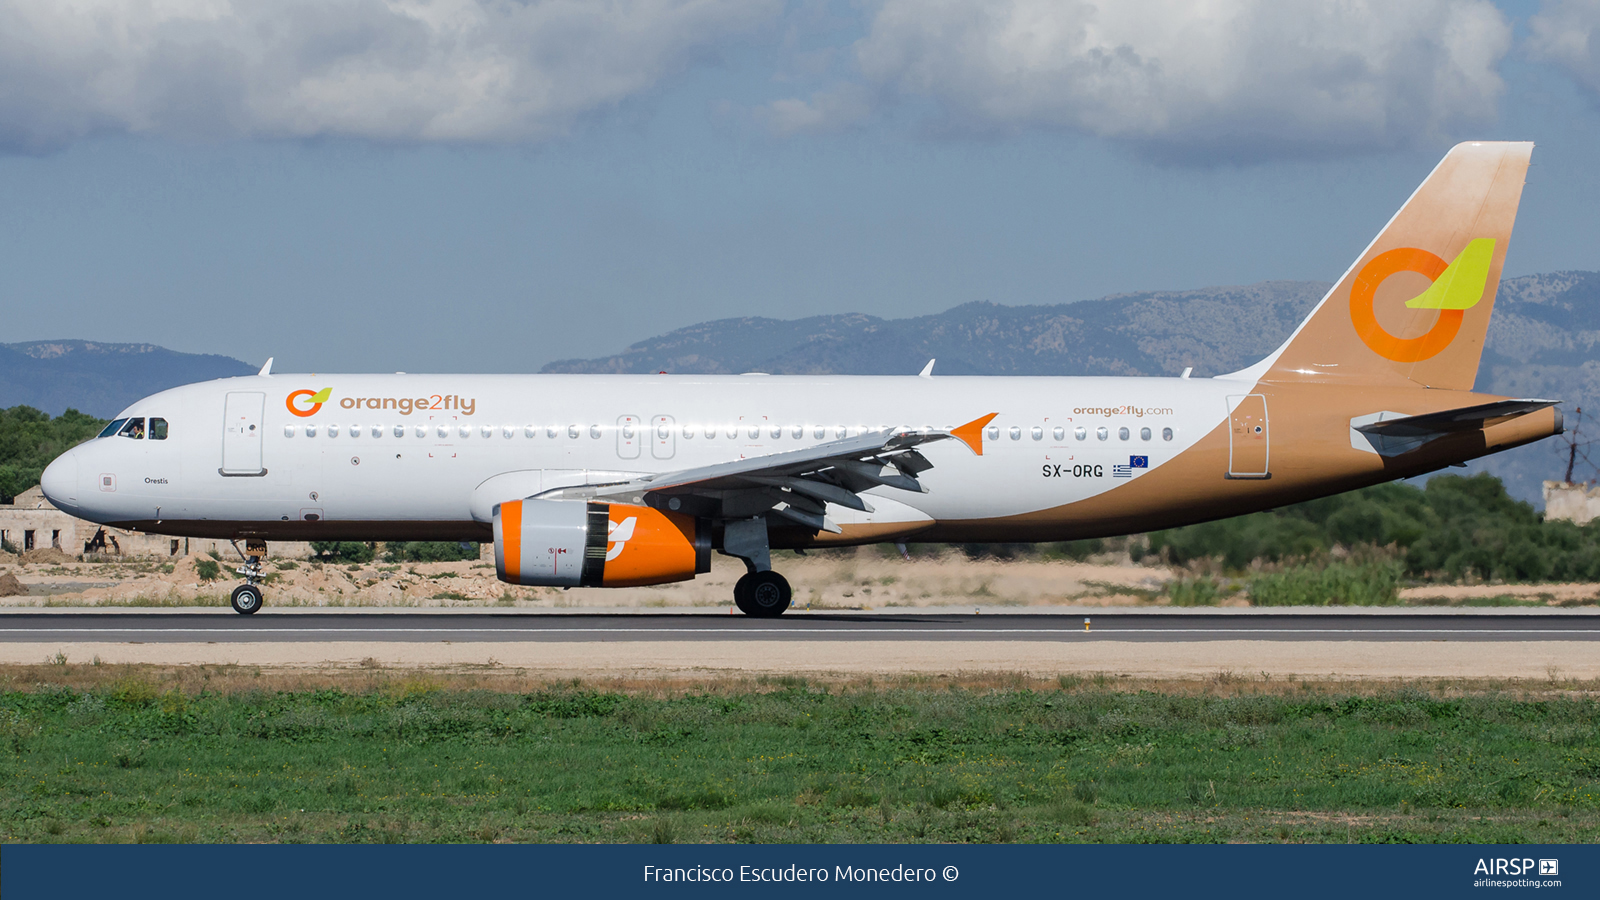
<box><xmin>493</xmin><ymin>499</ymin><xmax>709</xmax><ymax>587</ymax></box>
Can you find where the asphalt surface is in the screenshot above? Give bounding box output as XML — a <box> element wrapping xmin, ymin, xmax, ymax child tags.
<box><xmin>0</xmin><ymin>611</ymin><xmax>1596</xmax><ymax>643</ymax></box>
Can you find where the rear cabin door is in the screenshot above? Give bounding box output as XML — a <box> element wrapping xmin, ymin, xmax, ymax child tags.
<box><xmin>221</xmin><ymin>392</ymin><xmax>267</xmax><ymax>476</ymax></box>
<box><xmin>1226</xmin><ymin>394</ymin><xmax>1270</xmax><ymax>479</ymax></box>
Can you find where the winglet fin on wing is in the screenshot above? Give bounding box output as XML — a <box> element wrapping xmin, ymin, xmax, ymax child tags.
<box><xmin>951</xmin><ymin>413</ymin><xmax>998</xmax><ymax>456</ymax></box>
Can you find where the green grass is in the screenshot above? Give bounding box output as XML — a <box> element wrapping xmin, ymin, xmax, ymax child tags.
<box><xmin>0</xmin><ymin>677</ymin><xmax>1596</xmax><ymax>844</ymax></box>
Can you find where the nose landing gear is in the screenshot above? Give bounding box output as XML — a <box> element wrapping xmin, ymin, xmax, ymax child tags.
<box><xmin>229</xmin><ymin>538</ymin><xmax>268</xmax><ymax>615</ymax></box>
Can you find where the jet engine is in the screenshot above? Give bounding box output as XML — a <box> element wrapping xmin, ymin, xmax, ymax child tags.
<box><xmin>492</xmin><ymin>499</ymin><xmax>709</xmax><ymax>587</ymax></box>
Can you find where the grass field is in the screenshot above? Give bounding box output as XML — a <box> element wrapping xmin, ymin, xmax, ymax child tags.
<box><xmin>1</xmin><ymin>665</ymin><xmax>1596</xmax><ymax>844</ymax></box>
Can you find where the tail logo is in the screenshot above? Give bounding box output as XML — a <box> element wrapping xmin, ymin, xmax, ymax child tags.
<box><xmin>1349</xmin><ymin>239</ymin><xmax>1495</xmax><ymax>363</ymax></box>
<box><xmin>286</xmin><ymin>388</ymin><xmax>332</xmax><ymax>417</ymax></box>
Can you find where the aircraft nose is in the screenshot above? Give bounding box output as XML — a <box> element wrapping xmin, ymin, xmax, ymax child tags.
<box><xmin>40</xmin><ymin>449</ymin><xmax>80</xmax><ymax>513</ymax></box>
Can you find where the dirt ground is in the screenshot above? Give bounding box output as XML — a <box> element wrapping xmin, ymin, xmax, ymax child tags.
<box><xmin>5</xmin><ymin>640</ymin><xmax>1596</xmax><ymax>682</ymax></box>
<box><xmin>1</xmin><ymin>548</ymin><xmax>1596</xmax><ymax>609</ymax></box>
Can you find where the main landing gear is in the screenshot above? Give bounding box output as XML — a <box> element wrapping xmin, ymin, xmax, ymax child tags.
<box><xmin>229</xmin><ymin>538</ymin><xmax>267</xmax><ymax>615</ymax></box>
<box><xmin>734</xmin><ymin>570</ymin><xmax>791</xmax><ymax>618</ymax></box>
<box><xmin>724</xmin><ymin>517</ymin><xmax>792</xmax><ymax>617</ymax></box>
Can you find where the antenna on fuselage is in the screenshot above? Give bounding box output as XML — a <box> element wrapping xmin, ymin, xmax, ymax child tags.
<box><xmin>258</xmin><ymin>358</ymin><xmax>274</xmax><ymax>377</ymax></box>
<box><xmin>918</xmin><ymin>359</ymin><xmax>935</xmax><ymax>378</ymax></box>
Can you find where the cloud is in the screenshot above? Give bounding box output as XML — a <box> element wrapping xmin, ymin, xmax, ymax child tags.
<box><xmin>1529</xmin><ymin>0</ymin><xmax>1600</xmax><ymax>100</ymax></box>
<box><xmin>778</xmin><ymin>0</ymin><xmax>1512</xmax><ymax>161</ymax></box>
<box><xmin>0</xmin><ymin>0</ymin><xmax>780</xmax><ymax>152</ymax></box>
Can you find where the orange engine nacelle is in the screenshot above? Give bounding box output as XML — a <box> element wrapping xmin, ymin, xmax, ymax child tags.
<box><xmin>492</xmin><ymin>499</ymin><xmax>709</xmax><ymax>588</ymax></box>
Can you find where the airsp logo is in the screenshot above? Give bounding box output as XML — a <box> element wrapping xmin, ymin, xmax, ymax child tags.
<box><xmin>1474</xmin><ymin>858</ymin><xmax>1549</xmax><ymax>876</ymax></box>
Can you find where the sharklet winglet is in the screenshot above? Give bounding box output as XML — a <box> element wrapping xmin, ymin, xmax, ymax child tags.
<box><xmin>951</xmin><ymin>413</ymin><xmax>998</xmax><ymax>456</ymax></box>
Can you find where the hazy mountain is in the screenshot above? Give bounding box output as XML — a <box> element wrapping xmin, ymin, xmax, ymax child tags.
<box><xmin>547</xmin><ymin>273</ymin><xmax>1600</xmax><ymax>507</ymax></box>
<box><xmin>0</xmin><ymin>341</ymin><xmax>255</xmax><ymax>418</ymax></box>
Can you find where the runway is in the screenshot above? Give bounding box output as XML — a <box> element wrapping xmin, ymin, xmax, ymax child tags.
<box><xmin>2</xmin><ymin>610</ymin><xmax>1597</xmax><ymax>643</ymax></box>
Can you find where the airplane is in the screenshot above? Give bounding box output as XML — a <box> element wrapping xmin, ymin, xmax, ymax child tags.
<box><xmin>39</xmin><ymin>141</ymin><xmax>1561</xmax><ymax>616</ymax></box>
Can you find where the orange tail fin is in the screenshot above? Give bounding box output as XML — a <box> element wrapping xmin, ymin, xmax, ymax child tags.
<box><xmin>1231</xmin><ymin>141</ymin><xmax>1532</xmax><ymax>391</ymax></box>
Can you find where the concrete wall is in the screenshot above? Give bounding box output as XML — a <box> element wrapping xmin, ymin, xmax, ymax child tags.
<box><xmin>1543</xmin><ymin>481</ymin><xmax>1600</xmax><ymax>526</ymax></box>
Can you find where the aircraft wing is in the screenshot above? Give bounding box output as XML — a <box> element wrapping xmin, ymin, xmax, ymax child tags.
<box><xmin>1354</xmin><ymin>399</ymin><xmax>1559</xmax><ymax>438</ymax></box>
<box><xmin>541</xmin><ymin>415</ymin><xmax>995</xmax><ymax>533</ymax></box>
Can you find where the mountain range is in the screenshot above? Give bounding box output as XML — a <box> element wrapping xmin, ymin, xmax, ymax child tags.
<box><xmin>0</xmin><ymin>341</ymin><xmax>254</xmax><ymax>419</ymax></box>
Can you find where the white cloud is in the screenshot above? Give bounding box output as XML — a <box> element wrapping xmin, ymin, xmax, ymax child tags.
<box><xmin>0</xmin><ymin>0</ymin><xmax>780</xmax><ymax>152</ymax></box>
<box><xmin>783</xmin><ymin>0</ymin><xmax>1512</xmax><ymax>161</ymax></box>
<box><xmin>1529</xmin><ymin>0</ymin><xmax>1600</xmax><ymax>99</ymax></box>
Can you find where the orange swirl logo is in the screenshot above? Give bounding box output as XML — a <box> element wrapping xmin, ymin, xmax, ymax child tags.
<box><xmin>1349</xmin><ymin>239</ymin><xmax>1494</xmax><ymax>363</ymax></box>
<box><xmin>286</xmin><ymin>388</ymin><xmax>332</xmax><ymax>417</ymax></box>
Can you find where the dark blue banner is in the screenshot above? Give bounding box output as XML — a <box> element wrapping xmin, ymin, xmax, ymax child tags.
<box><xmin>3</xmin><ymin>844</ymin><xmax>1593</xmax><ymax>899</ymax></box>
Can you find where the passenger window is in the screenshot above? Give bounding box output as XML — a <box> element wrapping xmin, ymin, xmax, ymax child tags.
<box><xmin>149</xmin><ymin>418</ymin><xmax>168</xmax><ymax>440</ymax></box>
<box><xmin>349</xmin><ymin>424</ymin><xmax>360</xmax><ymax>438</ymax></box>
<box><xmin>985</xmin><ymin>425</ymin><xmax>999</xmax><ymax>441</ymax></box>
<box><xmin>328</xmin><ymin>425</ymin><xmax>339</xmax><ymax>438</ymax></box>
<box><xmin>394</xmin><ymin>425</ymin><xmax>405</xmax><ymax>438</ymax></box>
<box><xmin>99</xmin><ymin>418</ymin><xmax>128</xmax><ymax>439</ymax></box>
<box><xmin>503</xmin><ymin>426</ymin><xmax>513</xmax><ymax>438</ymax></box>
<box><xmin>415</xmin><ymin>425</ymin><xmax>426</xmax><ymax>438</ymax></box>
<box><xmin>118</xmin><ymin>418</ymin><xmax>146</xmax><ymax>439</ymax></box>
<box><xmin>1009</xmin><ymin>426</ymin><xmax>1021</xmax><ymax>440</ymax></box>
<box><xmin>524</xmin><ymin>425</ymin><xmax>536</xmax><ymax>438</ymax></box>
<box><xmin>683</xmin><ymin>426</ymin><xmax>694</xmax><ymax>439</ymax></box>
<box><xmin>437</xmin><ymin>425</ymin><xmax>449</xmax><ymax>438</ymax></box>
<box><xmin>482</xmin><ymin>425</ymin><xmax>493</xmax><ymax>438</ymax></box>
<box><xmin>567</xmin><ymin>425</ymin><xmax>579</xmax><ymax>439</ymax></box>
<box><xmin>1140</xmin><ymin>427</ymin><xmax>1152</xmax><ymax>441</ymax></box>
<box><xmin>1096</xmin><ymin>427</ymin><xmax>1108</xmax><ymax>441</ymax></box>
<box><xmin>546</xmin><ymin>425</ymin><xmax>557</xmax><ymax>439</ymax></box>
<box><xmin>748</xmin><ymin>426</ymin><xmax>760</xmax><ymax>439</ymax></box>
<box><xmin>284</xmin><ymin>425</ymin><xmax>296</xmax><ymax>438</ymax></box>
<box><xmin>1074</xmin><ymin>427</ymin><xmax>1087</xmax><ymax>441</ymax></box>
<box><xmin>1030</xmin><ymin>426</ymin><xmax>1042</xmax><ymax>441</ymax></box>
<box><xmin>459</xmin><ymin>425</ymin><xmax>471</xmax><ymax>439</ymax></box>
<box><xmin>792</xmin><ymin>425</ymin><xmax>803</xmax><ymax>439</ymax></box>
<box><xmin>727</xmin><ymin>425</ymin><xmax>739</xmax><ymax>439</ymax></box>
<box><xmin>1162</xmin><ymin>427</ymin><xmax>1174</xmax><ymax>441</ymax></box>
<box><xmin>372</xmin><ymin>425</ymin><xmax>382</xmax><ymax>438</ymax></box>
<box><xmin>306</xmin><ymin>424</ymin><xmax>318</xmax><ymax>438</ymax></box>
<box><xmin>770</xmin><ymin>426</ymin><xmax>781</xmax><ymax>439</ymax></box>
<box><xmin>814</xmin><ymin>427</ymin><xmax>825</xmax><ymax>439</ymax></box>
<box><xmin>1118</xmin><ymin>427</ymin><xmax>1130</xmax><ymax>440</ymax></box>
<box><xmin>1053</xmin><ymin>426</ymin><xmax>1064</xmax><ymax>441</ymax></box>
<box><xmin>590</xmin><ymin>425</ymin><xmax>602</xmax><ymax>439</ymax></box>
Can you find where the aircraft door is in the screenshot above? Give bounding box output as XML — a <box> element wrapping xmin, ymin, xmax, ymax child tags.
<box><xmin>1226</xmin><ymin>394</ymin><xmax>1269</xmax><ymax>479</ymax></box>
<box><xmin>617</xmin><ymin>415</ymin><xmax>642</xmax><ymax>460</ymax></box>
<box><xmin>651</xmin><ymin>415</ymin><xmax>676</xmax><ymax>460</ymax></box>
<box><xmin>221</xmin><ymin>392</ymin><xmax>267</xmax><ymax>476</ymax></box>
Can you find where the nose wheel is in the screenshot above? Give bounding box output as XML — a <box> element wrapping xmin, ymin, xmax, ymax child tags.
<box><xmin>230</xmin><ymin>584</ymin><xmax>263</xmax><ymax>615</ymax></box>
<box><xmin>734</xmin><ymin>571</ymin><xmax>791</xmax><ymax>617</ymax></box>
<box><xmin>229</xmin><ymin>538</ymin><xmax>268</xmax><ymax>615</ymax></box>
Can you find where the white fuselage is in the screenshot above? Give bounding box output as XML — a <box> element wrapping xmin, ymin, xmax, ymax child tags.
<box><xmin>42</xmin><ymin>373</ymin><xmax>1232</xmax><ymax>543</ymax></box>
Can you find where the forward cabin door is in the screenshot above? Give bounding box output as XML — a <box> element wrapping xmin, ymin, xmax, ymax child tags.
<box><xmin>221</xmin><ymin>392</ymin><xmax>267</xmax><ymax>476</ymax></box>
<box><xmin>1226</xmin><ymin>394</ymin><xmax>1270</xmax><ymax>479</ymax></box>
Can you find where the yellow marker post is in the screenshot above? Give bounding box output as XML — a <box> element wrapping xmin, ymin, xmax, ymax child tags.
<box><xmin>1084</xmin><ymin>617</ymin><xmax>1091</xmax><ymax>632</ymax></box>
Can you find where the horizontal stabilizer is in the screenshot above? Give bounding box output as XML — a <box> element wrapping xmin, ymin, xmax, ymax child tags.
<box><xmin>1354</xmin><ymin>399</ymin><xmax>1559</xmax><ymax>439</ymax></box>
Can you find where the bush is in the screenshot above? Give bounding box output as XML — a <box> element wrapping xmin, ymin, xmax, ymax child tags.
<box><xmin>1167</xmin><ymin>576</ymin><xmax>1222</xmax><ymax>606</ymax></box>
<box><xmin>384</xmin><ymin>542</ymin><xmax>479</xmax><ymax>563</ymax></box>
<box><xmin>1247</xmin><ymin>559</ymin><xmax>1401</xmax><ymax>606</ymax></box>
<box><xmin>194</xmin><ymin>559</ymin><xmax>221</xmax><ymax>583</ymax></box>
<box><xmin>312</xmin><ymin>542</ymin><xmax>375</xmax><ymax>564</ymax></box>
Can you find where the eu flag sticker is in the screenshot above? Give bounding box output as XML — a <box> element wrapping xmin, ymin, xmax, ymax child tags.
<box><xmin>1130</xmin><ymin>455</ymin><xmax>1148</xmax><ymax>468</ymax></box>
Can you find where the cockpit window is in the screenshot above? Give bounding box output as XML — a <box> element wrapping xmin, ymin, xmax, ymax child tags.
<box><xmin>149</xmin><ymin>418</ymin><xmax>168</xmax><ymax>440</ymax></box>
<box><xmin>98</xmin><ymin>418</ymin><xmax>128</xmax><ymax>439</ymax></box>
<box><xmin>117</xmin><ymin>418</ymin><xmax>146</xmax><ymax>439</ymax></box>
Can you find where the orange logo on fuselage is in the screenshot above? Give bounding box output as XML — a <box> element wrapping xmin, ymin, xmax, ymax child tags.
<box><xmin>286</xmin><ymin>388</ymin><xmax>332</xmax><ymax>418</ymax></box>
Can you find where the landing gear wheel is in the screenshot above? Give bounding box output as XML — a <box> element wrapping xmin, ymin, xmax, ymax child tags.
<box><xmin>733</xmin><ymin>574</ymin><xmax>755</xmax><ymax>615</ymax></box>
<box><xmin>230</xmin><ymin>584</ymin><xmax>264</xmax><ymax>615</ymax></box>
<box><xmin>742</xmin><ymin>571</ymin><xmax>790</xmax><ymax>618</ymax></box>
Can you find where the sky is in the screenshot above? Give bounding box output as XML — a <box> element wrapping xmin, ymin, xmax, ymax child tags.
<box><xmin>2</xmin><ymin>0</ymin><xmax>1600</xmax><ymax>374</ymax></box>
